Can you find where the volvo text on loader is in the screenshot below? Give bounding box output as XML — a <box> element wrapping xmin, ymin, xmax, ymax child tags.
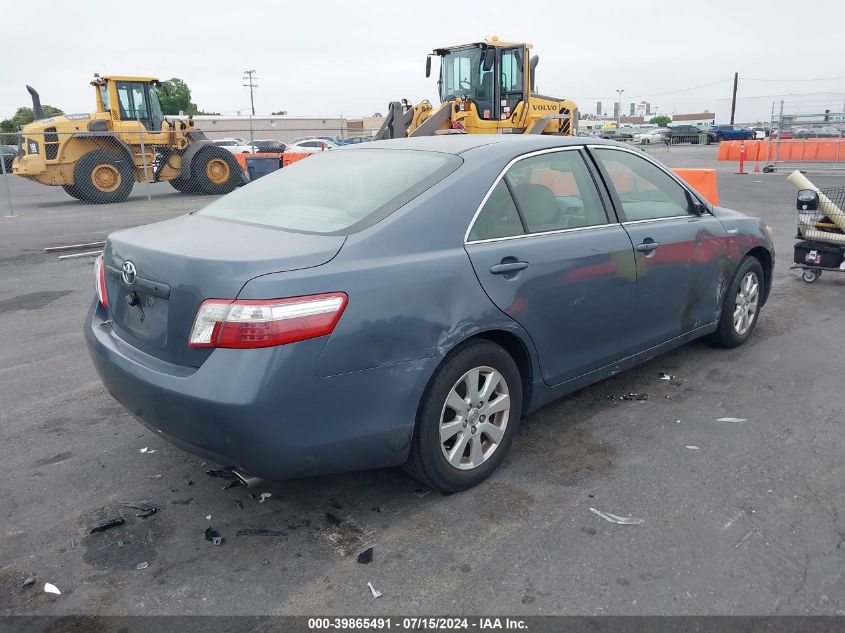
<box><xmin>374</xmin><ymin>37</ymin><xmax>579</xmax><ymax>140</ymax></box>
<box><xmin>12</xmin><ymin>75</ymin><xmax>245</xmax><ymax>203</ymax></box>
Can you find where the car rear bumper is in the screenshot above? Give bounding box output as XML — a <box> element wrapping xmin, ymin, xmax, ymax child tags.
<box><xmin>85</xmin><ymin>301</ymin><xmax>438</xmax><ymax>480</ymax></box>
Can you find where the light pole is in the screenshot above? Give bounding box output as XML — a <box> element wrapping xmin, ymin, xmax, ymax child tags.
<box><xmin>243</xmin><ymin>70</ymin><xmax>257</xmax><ymax>147</ymax></box>
<box><xmin>616</xmin><ymin>89</ymin><xmax>624</xmax><ymax>127</ymax></box>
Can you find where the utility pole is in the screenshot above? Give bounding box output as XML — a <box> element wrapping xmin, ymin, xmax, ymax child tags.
<box><xmin>730</xmin><ymin>72</ymin><xmax>738</xmax><ymax>125</ymax></box>
<box><xmin>243</xmin><ymin>70</ymin><xmax>257</xmax><ymax>148</ymax></box>
<box><xmin>616</xmin><ymin>89</ymin><xmax>624</xmax><ymax>127</ymax></box>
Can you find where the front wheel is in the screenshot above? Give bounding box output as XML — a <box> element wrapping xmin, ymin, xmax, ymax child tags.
<box><xmin>192</xmin><ymin>146</ymin><xmax>243</xmax><ymax>195</ymax></box>
<box><xmin>403</xmin><ymin>341</ymin><xmax>522</xmax><ymax>492</ymax></box>
<box><xmin>72</xmin><ymin>150</ymin><xmax>134</xmax><ymax>204</ymax></box>
<box><xmin>710</xmin><ymin>257</ymin><xmax>765</xmax><ymax>347</ymax></box>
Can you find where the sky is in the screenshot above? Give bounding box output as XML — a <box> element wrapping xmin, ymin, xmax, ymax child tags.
<box><xmin>3</xmin><ymin>0</ymin><xmax>845</xmax><ymax>125</ymax></box>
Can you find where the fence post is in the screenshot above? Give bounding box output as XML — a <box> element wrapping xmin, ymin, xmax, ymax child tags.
<box><xmin>773</xmin><ymin>100</ymin><xmax>784</xmax><ymax>170</ymax></box>
<box><xmin>0</xmin><ymin>151</ymin><xmax>14</xmax><ymax>217</ymax></box>
<box><xmin>139</xmin><ymin>131</ymin><xmax>151</xmax><ymax>201</ymax></box>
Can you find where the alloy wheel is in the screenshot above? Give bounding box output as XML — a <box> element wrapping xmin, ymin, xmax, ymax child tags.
<box><xmin>439</xmin><ymin>366</ymin><xmax>510</xmax><ymax>470</ymax></box>
<box><xmin>733</xmin><ymin>271</ymin><xmax>759</xmax><ymax>335</ymax></box>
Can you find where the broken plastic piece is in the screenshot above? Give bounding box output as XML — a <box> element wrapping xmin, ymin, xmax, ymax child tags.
<box><xmin>236</xmin><ymin>528</ymin><xmax>286</xmax><ymax>536</ymax></box>
<box><xmin>136</xmin><ymin>562</ymin><xmax>149</xmax><ymax>570</ymax></box>
<box><xmin>717</xmin><ymin>417</ymin><xmax>747</xmax><ymax>423</ymax></box>
<box><xmin>258</xmin><ymin>492</ymin><xmax>272</xmax><ymax>503</ymax></box>
<box><xmin>205</xmin><ymin>468</ymin><xmax>236</xmax><ymax>479</ymax></box>
<box><xmin>357</xmin><ymin>547</ymin><xmax>374</xmax><ymax>565</ymax></box>
<box><xmin>18</xmin><ymin>576</ymin><xmax>36</xmax><ymax>589</ymax></box>
<box><xmin>123</xmin><ymin>502</ymin><xmax>158</xmax><ymax>519</ymax></box>
<box><xmin>139</xmin><ymin>447</ymin><xmax>155</xmax><ymax>454</ymax></box>
<box><xmin>222</xmin><ymin>479</ymin><xmax>243</xmax><ymax>491</ymax></box>
<box><xmin>589</xmin><ymin>507</ymin><xmax>644</xmax><ymax>525</ymax></box>
<box><xmin>146</xmin><ymin>474</ymin><xmax>163</xmax><ymax>479</ymax></box>
<box><xmin>205</xmin><ymin>527</ymin><xmax>223</xmax><ymax>545</ymax></box>
<box><xmin>621</xmin><ymin>393</ymin><xmax>648</xmax><ymax>401</ymax></box>
<box><xmin>367</xmin><ymin>581</ymin><xmax>382</xmax><ymax>598</ymax></box>
<box><xmin>686</xmin><ymin>445</ymin><xmax>700</xmax><ymax>450</ymax></box>
<box><xmin>206</xmin><ymin>514</ymin><xmax>213</xmax><ymax>521</ymax></box>
<box><xmin>44</xmin><ymin>583</ymin><xmax>61</xmax><ymax>595</ymax></box>
<box><xmin>90</xmin><ymin>516</ymin><xmax>125</xmax><ymax>534</ymax></box>
<box><xmin>660</xmin><ymin>372</ymin><xmax>672</xmax><ymax>380</ymax></box>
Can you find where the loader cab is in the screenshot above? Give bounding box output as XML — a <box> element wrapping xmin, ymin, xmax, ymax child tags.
<box><xmin>435</xmin><ymin>40</ymin><xmax>529</xmax><ymax>121</ymax></box>
<box><xmin>94</xmin><ymin>76</ymin><xmax>165</xmax><ymax>132</ymax></box>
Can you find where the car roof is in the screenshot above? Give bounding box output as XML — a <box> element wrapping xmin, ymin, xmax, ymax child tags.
<box><xmin>352</xmin><ymin>134</ymin><xmax>622</xmax><ymax>156</ymax></box>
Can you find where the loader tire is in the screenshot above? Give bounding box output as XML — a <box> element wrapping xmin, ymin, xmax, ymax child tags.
<box><xmin>168</xmin><ymin>177</ymin><xmax>194</xmax><ymax>194</ymax></box>
<box><xmin>62</xmin><ymin>184</ymin><xmax>84</xmax><ymax>200</ymax></box>
<box><xmin>73</xmin><ymin>150</ymin><xmax>134</xmax><ymax>204</ymax></box>
<box><xmin>192</xmin><ymin>147</ymin><xmax>242</xmax><ymax>195</ymax></box>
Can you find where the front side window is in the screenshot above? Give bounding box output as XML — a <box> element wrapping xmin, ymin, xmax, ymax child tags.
<box><xmin>593</xmin><ymin>148</ymin><xmax>693</xmax><ymax>221</ymax></box>
<box><xmin>98</xmin><ymin>84</ymin><xmax>111</xmax><ymax>111</ymax></box>
<box><xmin>198</xmin><ymin>149</ymin><xmax>460</xmax><ymax>234</ymax></box>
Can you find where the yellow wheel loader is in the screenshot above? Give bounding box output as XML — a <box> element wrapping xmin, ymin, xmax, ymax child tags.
<box><xmin>374</xmin><ymin>37</ymin><xmax>578</xmax><ymax>140</ymax></box>
<box><xmin>12</xmin><ymin>76</ymin><xmax>245</xmax><ymax>203</ymax></box>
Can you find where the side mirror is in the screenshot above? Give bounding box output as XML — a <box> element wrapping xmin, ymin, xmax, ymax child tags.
<box><xmin>482</xmin><ymin>48</ymin><xmax>495</xmax><ymax>72</ymax></box>
<box><xmin>425</xmin><ymin>56</ymin><xmax>432</xmax><ymax>78</ymax></box>
<box><xmin>797</xmin><ymin>189</ymin><xmax>819</xmax><ymax>211</ymax></box>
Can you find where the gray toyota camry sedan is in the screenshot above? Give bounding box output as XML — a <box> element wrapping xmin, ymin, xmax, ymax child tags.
<box><xmin>86</xmin><ymin>135</ymin><xmax>774</xmax><ymax>492</ymax></box>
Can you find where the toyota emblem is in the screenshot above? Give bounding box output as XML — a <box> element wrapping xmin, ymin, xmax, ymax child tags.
<box><xmin>122</xmin><ymin>260</ymin><xmax>137</xmax><ymax>285</ymax></box>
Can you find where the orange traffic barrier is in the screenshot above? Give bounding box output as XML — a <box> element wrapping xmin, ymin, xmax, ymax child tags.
<box><xmin>672</xmin><ymin>168</ymin><xmax>719</xmax><ymax>205</ymax></box>
<box><xmin>716</xmin><ymin>141</ymin><xmax>731</xmax><ymax>161</ymax></box>
<box><xmin>282</xmin><ymin>152</ymin><xmax>311</xmax><ymax>167</ymax></box>
<box><xmin>234</xmin><ymin>153</ymin><xmax>248</xmax><ymax>172</ymax></box>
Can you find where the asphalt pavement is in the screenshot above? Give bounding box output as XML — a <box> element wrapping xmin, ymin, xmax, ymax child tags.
<box><xmin>1</xmin><ymin>146</ymin><xmax>844</xmax><ymax>615</ymax></box>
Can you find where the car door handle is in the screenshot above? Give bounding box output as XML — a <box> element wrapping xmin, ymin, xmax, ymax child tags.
<box><xmin>635</xmin><ymin>240</ymin><xmax>660</xmax><ymax>253</ymax></box>
<box><xmin>490</xmin><ymin>261</ymin><xmax>529</xmax><ymax>275</ymax></box>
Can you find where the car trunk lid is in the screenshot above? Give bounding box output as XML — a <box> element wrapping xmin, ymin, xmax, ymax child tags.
<box><xmin>103</xmin><ymin>214</ymin><xmax>345</xmax><ymax>367</ymax></box>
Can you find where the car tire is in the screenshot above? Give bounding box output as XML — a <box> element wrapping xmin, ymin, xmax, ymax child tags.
<box><xmin>403</xmin><ymin>340</ymin><xmax>523</xmax><ymax>492</ymax></box>
<box><xmin>191</xmin><ymin>146</ymin><xmax>243</xmax><ymax>195</ymax></box>
<box><xmin>709</xmin><ymin>256</ymin><xmax>765</xmax><ymax>348</ymax></box>
<box><xmin>72</xmin><ymin>150</ymin><xmax>134</xmax><ymax>204</ymax></box>
<box><xmin>716</xmin><ymin>133</ymin><xmax>725</xmax><ymax>143</ymax></box>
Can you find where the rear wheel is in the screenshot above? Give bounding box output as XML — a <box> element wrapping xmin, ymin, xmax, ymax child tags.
<box><xmin>192</xmin><ymin>147</ymin><xmax>242</xmax><ymax>195</ymax></box>
<box><xmin>710</xmin><ymin>256</ymin><xmax>764</xmax><ymax>347</ymax></box>
<box><xmin>72</xmin><ymin>150</ymin><xmax>134</xmax><ymax>204</ymax></box>
<box><xmin>404</xmin><ymin>341</ymin><xmax>522</xmax><ymax>492</ymax></box>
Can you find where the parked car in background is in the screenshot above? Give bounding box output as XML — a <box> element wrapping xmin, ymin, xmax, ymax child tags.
<box><xmin>666</xmin><ymin>125</ymin><xmax>705</xmax><ymax>144</ymax></box>
<box><xmin>250</xmin><ymin>139</ymin><xmax>287</xmax><ymax>153</ymax></box>
<box><xmin>86</xmin><ymin>135</ymin><xmax>774</xmax><ymax>492</ymax></box>
<box><xmin>1</xmin><ymin>144</ymin><xmax>19</xmax><ymax>172</ymax></box>
<box><xmin>212</xmin><ymin>139</ymin><xmax>255</xmax><ymax>154</ymax></box>
<box><xmin>794</xmin><ymin>127</ymin><xmax>844</xmax><ymax>139</ymax></box>
<box><xmin>751</xmin><ymin>127</ymin><xmax>769</xmax><ymax>140</ymax></box>
<box><xmin>634</xmin><ymin>128</ymin><xmax>670</xmax><ymax>145</ymax></box>
<box><xmin>770</xmin><ymin>130</ymin><xmax>795</xmax><ymax>140</ymax></box>
<box><xmin>285</xmin><ymin>138</ymin><xmax>339</xmax><ymax>153</ymax></box>
<box><xmin>339</xmin><ymin>136</ymin><xmax>373</xmax><ymax>145</ymax></box>
<box><xmin>707</xmin><ymin>125</ymin><xmax>754</xmax><ymax>143</ymax></box>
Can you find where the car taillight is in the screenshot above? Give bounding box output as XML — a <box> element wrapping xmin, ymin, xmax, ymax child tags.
<box><xmin>94</xmin><ymin>254</ymin><xmax>108</xmax><ymax>309</ymax></box>
<box><xmin>188</xmin><ymin>292</ymin><xmax>348</xmax><ymax>349</ymax></box>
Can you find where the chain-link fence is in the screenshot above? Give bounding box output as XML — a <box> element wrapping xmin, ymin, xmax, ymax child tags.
<box><xmin>763</xmin><ymin>99</ymin><xmax>845</xmax><ymax>173</ymax></box>
<box><xmin>0</xmin><ymin>126</ymin><xmax>378</xmax><ymax>214</ymax></box>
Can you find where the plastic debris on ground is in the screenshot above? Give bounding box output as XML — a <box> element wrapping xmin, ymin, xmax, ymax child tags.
<box><xmin>135</xmin><ymin>562</ymin><xmax>149</xmax><ymax>570</ymax></box>
<box><xmin>660</xmin><ymin>372</ymin><xmax>672</xmax><ymax>380</ymax></box>
<box><xmin>258</xmin><ymin>493</ymin><xmax>272</xmax><ymax>503</ymax></box>
<box><xmin>589</xmin><ymin>507</ymin><xmax>645</xmax><ymax>525</ymax></box>
<box><xmin>717</xmin><ymin>417</ymin><xmax>747</xmax><ymax>423</ymax></box>
<box><xmin>123</xmin><ymin>502</ymin><xmax>158</xmax><ymax>519</ymax></box>
<box><xmin>17</xmin><ymin>576</ymin><xmax>36</xmax><ymax>589</ymax></box>
<box><xmin>205</xmin><ymin>527</ymin><xmax>223</xmax><ymax>546</ymax></box>
<box><xmin>139</xmin><ymin>447</ymin><xmax>155</xmax><ymax>454</ymax></box>
<box><xmin>686</xmin><ymin>445</ymin><xmax>700</xmax><ymax>450</ymax></box>
<box><xmin>205</xmin><ymin>468</ymin><xmax>236</xmax><ymax>479</ymax></box>
<box><xmin>236</xmin><ymin>528</ymin><xmax>286</xmax><ymax>536</ymax></box>
<box><xmin>261</xmin><ymin>559</ymin><xmax>270</xmax><ymax>565</ymax></box>
<box><xmin>357</xmin><ymin>547</ymin><xmax>374</xmax><ymax>565</ymax></box>
<box><xmin>367</xmin><ymin>581</ymin><xmax>382</xmax><ymax>598</ymax></box>
<box><xmin>146</xmin><ymin>474</ymin><xmax>163</xmax><ymax>479</ymax></box>
<box><xmin>206</xmin><ymin>514</ymin><xmax>213</xmax><ymax>521</ymax></box>
<box><xmin>89</xmin><ymin>516</ymin><xmax>125</xmax><ymax>534</ymax></box>
<box><xmin>44</xmin><ymin>583</ymin><xmax>61</xmax><ymax>595</ymax></box>
<box><xmin>620</xmin><ymin>393</ymin><xmax>648</xmax><ymax>401</ymax></box>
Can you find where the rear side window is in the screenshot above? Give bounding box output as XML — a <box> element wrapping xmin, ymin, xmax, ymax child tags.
<box><xmin>198</xmin><ymin>149</ymin><xmax>460</xmax><ymax>234</ymax></box>
<box><xmin>593</xmin><ymin>148</ymin><xmax>692</xmax><ymax>221</ymax></box>
<box><xmin>468</xmin><ymin>181</ymin><xmax>524</xmax><ymax>241</ymax></box>
<box><xmin>505</xmin><ymin>150</ymin><xmax>608</xmax><ymax>232</ymax></box>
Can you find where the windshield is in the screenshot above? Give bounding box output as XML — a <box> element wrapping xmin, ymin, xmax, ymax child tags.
<box><xmin>198</xmin><ymin>149</ymin><xmax>461</xmax><ymax>234</ymax></box>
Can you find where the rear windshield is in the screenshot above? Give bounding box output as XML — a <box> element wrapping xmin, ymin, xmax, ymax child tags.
<box><xmin>198</xmin><ymin>149</ymin><xmax>461</xmax><ymax>234</ymax></box>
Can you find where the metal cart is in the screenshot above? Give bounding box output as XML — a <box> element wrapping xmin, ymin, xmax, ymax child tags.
<box><xmin>792</xmin><ymin>186</ymin><xmax>845</xmax><ymax>283</ymax></box>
